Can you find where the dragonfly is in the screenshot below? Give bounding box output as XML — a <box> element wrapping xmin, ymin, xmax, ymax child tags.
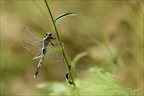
<box><xmin>22</xmin><ymin>27</ymin><xmax>63</xmax><ymax>78</ymax></box>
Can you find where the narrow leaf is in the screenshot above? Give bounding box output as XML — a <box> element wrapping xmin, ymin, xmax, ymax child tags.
<box><xmin>54</xmin><ymin>13</ymin><xmax>76</xmax><ymax>22</ymax></box>
<box><xmin>33</xmin><ymin>52</ymin><xmax>42</xmax><ymax>59</ymax></box>
<box><xmin>71</xmin><ymin>52</ymin><xmax>88</xmax><ymax>68</ymax></box>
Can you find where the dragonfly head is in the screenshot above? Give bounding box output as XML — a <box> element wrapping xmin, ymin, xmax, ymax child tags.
<box><xmin>45</xmin><ymin>32</ymin><xmax>52</xmax><ymax>37</ymax></box>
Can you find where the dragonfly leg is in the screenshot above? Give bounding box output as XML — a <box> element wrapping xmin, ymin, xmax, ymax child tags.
<box><xmin>50</xmin><ymin>40</ymin><xmax>61</xmax><ymax>46</ymax></box>
<box><xmin>52</xmin><ymin>33</ymin><xmax>57</xmax><ymax>39</ymax></box>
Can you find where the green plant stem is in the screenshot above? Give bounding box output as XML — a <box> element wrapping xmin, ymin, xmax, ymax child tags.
<box><xmin>44</xmin><ymin>0</ymin><xmax>77</xmax><ymax>89</ymax></box>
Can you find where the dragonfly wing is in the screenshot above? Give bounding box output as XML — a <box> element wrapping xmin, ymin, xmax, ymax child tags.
<box><xmin>23</xmin><ymin>27</ymin><xmax>41</xmax><ymax>44</ymax></box>
<box><xmin>44</xmin><ymin>43</ymin><xmax>64</xmax><ymax>64</ymax></box>
<box><xmin>23</xmin><ymin>27</ymin><xmax>42</xmax><ymax>55</ymax></box>
<box><xmin>22</xmin><ymin>41</ymin><xmax>42</xmax><ymax>55</ymax></box>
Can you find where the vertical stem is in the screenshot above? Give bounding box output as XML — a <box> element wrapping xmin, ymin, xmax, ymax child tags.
<box><xmin>44</xmin><ymin>0</ymin><xmax>76</xmax><ymax>86</ymax></box>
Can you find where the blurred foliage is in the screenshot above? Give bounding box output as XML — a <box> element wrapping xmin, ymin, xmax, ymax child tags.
<box><xmin>36</xmin><ymin>67</ymin><xmax>131</xmax><ymax>95</ymax></box>
<box><xmin>1</xmin><ymin>0</ymin><xmax>143</xmax><ymax>95</ymax></box>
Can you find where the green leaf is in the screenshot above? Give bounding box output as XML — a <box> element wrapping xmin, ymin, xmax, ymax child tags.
<box><xmin>33</xmin><ymin>52</ymin><xmax>42</xmax><ymax>59</ymax></box>
<box><xmin>71</xmin><ymin>52</ymin><xmax>88</xmax><ymax>68</ymax></box>
<box><xmin>54</xmin><ymin>13</ymin><xmax>76</xmax><ymax>22</ymax></box>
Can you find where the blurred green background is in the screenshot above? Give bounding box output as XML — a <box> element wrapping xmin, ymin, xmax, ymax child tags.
<box><xmin>1</xmin><ymin>0</ymin><xmax>143</xmax><ymax>95</ymax></box>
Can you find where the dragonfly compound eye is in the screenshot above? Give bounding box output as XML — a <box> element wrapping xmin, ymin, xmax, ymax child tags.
<box><xmin>46</xmin><ymin>32</ymin><xmax>52</xmax><ymax>36</ymax></box>
<box><xmin>49</xmin><ymin>33</ymin><xmax>52</xmax><ymax>36</ymax></box>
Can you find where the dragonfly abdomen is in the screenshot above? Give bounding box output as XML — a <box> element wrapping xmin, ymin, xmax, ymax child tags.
<box><xmin>34</xmin><ymin>46</ymin><xmax>46</xmax><ymax>78</ymax></box>
<box><xmin>34</xmin><ymin>52</ymin><xmax>45</xmax><ymax>78</ymax></box>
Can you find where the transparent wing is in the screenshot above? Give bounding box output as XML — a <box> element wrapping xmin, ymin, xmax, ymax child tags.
<box><xmin>22</xmin><ymin>41</ymin><xmax>42</xmax><ymax>54</ymax></box>
<box><xmin>23</xmin><ymin>27</ymin><xmax>41</xmax><ymax>45</ymax></box>
<box><xmin>45</xmin><ymin>43</ymin><xmax>64</xmax><ymax>63</ymax></box>
<box><xmin>22</xmin><ymin>27</ymin><xmax>42</xmax><ymax>54</ymax></box>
